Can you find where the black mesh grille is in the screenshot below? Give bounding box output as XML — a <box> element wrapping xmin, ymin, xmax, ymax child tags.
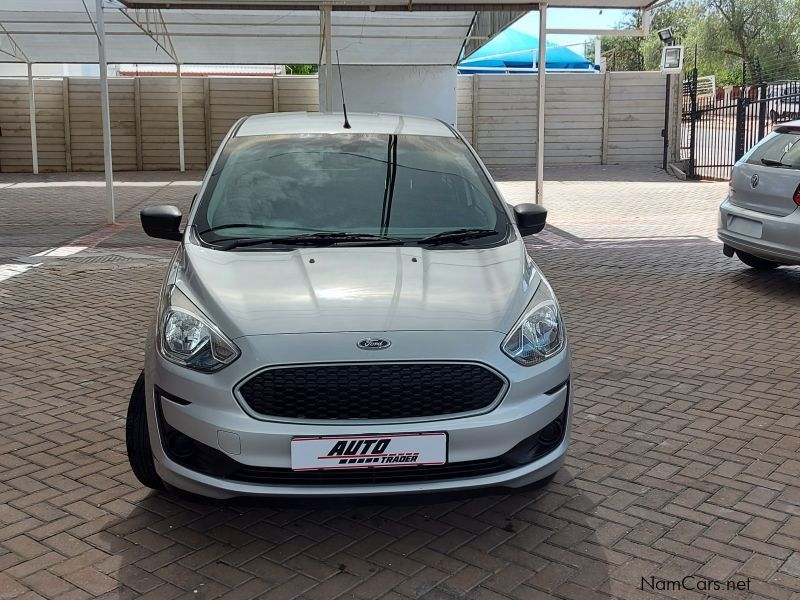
<box><xmin>238</xmin><ymin>363</ymin><xmax>506</xmax><ymax>420</ymax></box>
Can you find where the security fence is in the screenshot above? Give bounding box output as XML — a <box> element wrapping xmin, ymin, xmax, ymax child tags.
<box><xmin>682</xmin><ymin>69</ymin><xmax>800</xmax><ymax>180</ymax></box>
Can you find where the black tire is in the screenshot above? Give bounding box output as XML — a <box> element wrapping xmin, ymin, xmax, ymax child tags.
<box><xmin>736</xmin><ymin>250</ymin><xmax>781</xmax><ymax>270</ymax></box>
<box><xmin>126</xmin><ymin>371</ymin><xmax>164</xmax><ymax>490</ymax></box>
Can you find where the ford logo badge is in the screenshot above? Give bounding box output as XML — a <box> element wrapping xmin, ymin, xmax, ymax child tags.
<box><xmin>357</xmin><ymin>338</ymin><xmax>391</xmax><ymax>350</ymax></box>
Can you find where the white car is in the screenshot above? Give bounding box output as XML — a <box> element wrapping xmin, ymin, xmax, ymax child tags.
<box><xmin>719</xmin><ymin>122</ymin><xmax>800</xmax><ymax>268</ymax></box>
<box><xmin>768</xmin><ymin>83</ymin><xmax>800</xmax><ymax>124</ymax></box>
<box><xmin>126</xmin><ymin>112</ymin><xmax>572</xmax><ymax>498</ymax></box>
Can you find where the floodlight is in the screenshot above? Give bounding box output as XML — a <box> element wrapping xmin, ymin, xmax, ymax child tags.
<box><xmin>660</xmin><ymin>45</ymin><xmax>684</xmax><ymax>74</ymax></box>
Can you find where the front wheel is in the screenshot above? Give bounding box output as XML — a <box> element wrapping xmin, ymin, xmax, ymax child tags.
<box><xmin>736</xmin><ymin>250</ymin><xmax>781</xmax><ymax>270</ymax></box>
<box><xmin>126</xmin><ymin>371</ymin><xmax>164</xmax><ymax>490</ymax></box>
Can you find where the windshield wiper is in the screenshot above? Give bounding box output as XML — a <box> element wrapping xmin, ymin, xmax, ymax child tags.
<box><xmin>761</xmin><ymin>157</ymin><xmax>792</xmax><ymax>168</ymax></box>
<box><xmin>197</xmin><ymin>224</ymin><xmax>315</xmax><ymax>236</ymax></box>
<box><xmin>270</xmin><ymin>232</ymin><xmax>405</xmax><ymax>245</ymax></box>
<box><xmin>215</xmin><ymin>232</ymin><xmax>405</xmax><ymax>250</ymax></box>
<box><xmin>198</xmin><ymin>224</ymin><xmax>266</xmax><ymax>235</ymax></box>
<box><xmin>417</xmin><ymin>228</ymin><xmax>500</xmax><ymax>246</ymax></box>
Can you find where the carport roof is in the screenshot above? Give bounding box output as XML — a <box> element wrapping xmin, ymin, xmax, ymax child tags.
<box><xmin>117</xmin><ymin>0</ymin><xmax>661</xmax><ymax>6</ymax></box>
<box><xmin>0</xmin><ymin>0</ymin><xmax>662</xmax><ymax>66</ymax></box>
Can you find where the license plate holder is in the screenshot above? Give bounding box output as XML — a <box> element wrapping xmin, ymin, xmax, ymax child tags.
<box><xmin>728</xmin><ymin>215</ymin><xmax>763</xmax><ymax>238</ymax></box>
<box><xmin>290</xmin><ymin>433</ymin><xmax>447</xmax><ymax>471</ymax></box>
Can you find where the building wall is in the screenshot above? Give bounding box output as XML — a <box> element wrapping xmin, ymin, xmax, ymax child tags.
<box><xmin>0</xmin><ymin>72</ymin><xmax>671</xmax><ymax>173</ymax></box>
<box><xmin>319</xmin><ymin>65</ymin><xmax>457</xmax><ymax>124</ymax></box>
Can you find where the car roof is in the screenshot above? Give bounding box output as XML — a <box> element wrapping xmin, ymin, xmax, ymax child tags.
<box><xmin>236</xmin><ymin>112</ymin><xmax>456</xmax><ymax>138</ymax></box>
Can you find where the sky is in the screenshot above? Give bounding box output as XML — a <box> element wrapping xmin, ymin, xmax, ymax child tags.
<box><xmin>509</xmin><ymin>8</ymin><xmax>630</xmax><ymax>57</ymax></box>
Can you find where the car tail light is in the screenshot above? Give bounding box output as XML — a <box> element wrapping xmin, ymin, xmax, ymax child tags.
<box><xmin>728</xmin><ymin>176</ymin><xmax>734</xmax><ymax>195</ymax></box>
<box><xmin>794</xmin><ymin>184</ymin><xmax>800</xmax><ymax>206</ymax></box>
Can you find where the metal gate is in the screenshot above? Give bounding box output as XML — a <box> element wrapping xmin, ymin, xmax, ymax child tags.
<box><xmin>681</xmin><ymin>69</ymin><xmax>800</xmax><ymax>180</ymax></box>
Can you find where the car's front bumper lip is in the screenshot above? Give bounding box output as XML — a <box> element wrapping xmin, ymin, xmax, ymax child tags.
<box><xmin>150</xmin><ymin>380</ymin><xmax>570</xmax><ymax>499</ymax></box>
<box><xmin>145</xmin><ymin>330</ymin><xmax>571</xmax><ymax>498</ymax></box>
<box><xmin>153</xmin><ymin>436</ymin><xmax>568</xmax><ymax>499</ymax></box>
<box><xmin>718</xmin><ymin>197</ymin><xmax>800</xmax><ymax>264</ymax></box>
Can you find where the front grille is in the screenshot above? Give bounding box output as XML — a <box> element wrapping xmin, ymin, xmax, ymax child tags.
<box><xmin>237</xmin><ymin>363</ymin><xmax>506</xmax><ymax>420</ymax></box>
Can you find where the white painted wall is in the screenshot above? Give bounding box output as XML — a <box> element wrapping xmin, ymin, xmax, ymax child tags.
<box><xmin>0</xmin><ymin>64</ymin><xmax>92</xmax><ymax>77</ymax></box>
<box><xmin>319</xmin><ymin>65</ymin><xmax>457</xmax><ymax>124</ymax></box>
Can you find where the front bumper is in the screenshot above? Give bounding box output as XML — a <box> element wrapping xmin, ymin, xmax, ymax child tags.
<box><xmin>145</xmin><ymin>330</ymin><xmax>571</xmax><ymax>499</ymax></box>
<box><xmin>718</xmin><ymin>198</ymin><xmax>800</xmax><ymax>265</ymax></box>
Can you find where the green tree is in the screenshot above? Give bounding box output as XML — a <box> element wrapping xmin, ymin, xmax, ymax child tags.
<box><xmin>596</xmin><ymin>0</ymin><xmax>800</xmax><ymax>85</ymax></box>
<box><xmin>747</xmin><ymin>0</ymin><xmax>800</xmax><ymax>81</ymax></box>
<box><xmin>285</xmin><ymin>65</ymin><xmax>318</xmax><ymax>75</ymax></box>
<box><xmin>589</xmin><ymin>11</ymin><xmax>644</xmax><ymax>71</ymax></box>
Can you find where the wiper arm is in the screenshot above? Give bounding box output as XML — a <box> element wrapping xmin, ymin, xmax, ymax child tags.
<box><xmin>268</xmin><ymin>232</ymin><xmax>405</xmax><ymax>246</ymax></box>
<box><xmin>197</xmin><ymin>224</ymin><xmax>316</xmax><ymax>235</ymax></box>
<box><xmin>197</xmin><ymin>223</ymin><xmax>267</xmax><ymax>235</ymax></box>
<box><xmin>215</xmin><ymin>232</ymin><xmax>405</xmax><ymax>251</ymax></box>
<box><xmin>213</xmin><ymin>237</ymin><xmax>281</xmax><ymax>250</ymax></box>
<box><xmin>761</xmin><ymin>157</ymin><xmax>791</xmax><ymax>167</ymax></box>
<box><xmin>417</xmin><ymin>228</ymin><xmax>499</xmax><ymax>246</ymax></box>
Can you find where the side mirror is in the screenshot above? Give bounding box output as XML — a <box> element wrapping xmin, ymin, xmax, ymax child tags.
<box><xmin>141</xmin><ymin>205</ymin><xmax>183</xmax><ymax>241</ymax></box>
<box><xmin>513</xmin><ymin>203</ymin><xmax>547</xmax><ymax>236</ymax></box>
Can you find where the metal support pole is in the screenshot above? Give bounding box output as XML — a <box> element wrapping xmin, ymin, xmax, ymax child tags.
<box><xmin>734</xmin><ymin>96</ymin><xmax>747</xmax><ymax>161</ymax></box>
<box><xmin>96</xmin><ymin>0</ymin><xmax>115</xmax><ymax>224</ymax></box>
<box><xmin>594</xmin><ymin>38</ymin><xmax>604</xmax><ymax>72</ymax></box>
<box><xmin>177</xmin><ymin>64</ymin><xmax>185</xmax><ymax>172</ymax></box>
<box><xmin>756</xmin><ymin>79</ymin><xmax>767</xmax><ymax>142</ymax></box>
<box><xmin>688</xmin><ymin>67</ymin><xmax>697</xmax><ymax>178</ymax></box>
<box><xmin>536</xmin><ymin>3</ymin><xmax>547</xmax><ymax>205</ymax></box>
<box><xmin>662</xmin><ymin>73</ymin><xmax>670</xmax><ymax>171</ymax></box>
<box><xmin>661</xmin><ymin>37</ymin><xmax>675</xmax><ymax>171</ymax></box>
<box><xmin>322</xmin><ymin>5</ymin><xmax>332</xmax><ymax>113</ymax></box>
<box><xmin>27</xmin><ymin>63</ymin><xmax>38</xmax><ymax>175</ymax></box>
<box><xmin>601</xmin><ymin>71</ymin><xmax>610</xmax><ymax>164</ymax></box>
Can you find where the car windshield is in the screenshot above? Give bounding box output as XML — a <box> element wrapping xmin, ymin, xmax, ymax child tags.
<box><xmin>745</xmin><ymin>128</ymin><xmax>800</xmax><ymax>169</ymax></box>
<box><xmin>193</xmin><ymin>133</ymin><xmax>509</xmax><ymax>247</ymax></box>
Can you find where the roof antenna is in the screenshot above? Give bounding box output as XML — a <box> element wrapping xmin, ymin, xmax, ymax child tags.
<box><xmin>335</xmin><ymin>50</ymin><xmax>352</xmax><ymax>129</ymax></box>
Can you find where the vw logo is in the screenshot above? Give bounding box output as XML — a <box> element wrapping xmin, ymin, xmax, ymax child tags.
<box><xmin>357</xmin><ymin>338</ymin><xmax>391</xmax><ymax>351</ymax></box>
<box><xmin>751</xmin><ymin>173</ymin><xmax>759</xmax><ymax>188</ymax></box>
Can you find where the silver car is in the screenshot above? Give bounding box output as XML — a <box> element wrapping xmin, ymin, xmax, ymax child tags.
<box><xmin>719</xmin><ymin>122</ymin><xmax>800</xmax><ymax>268</ymax></box>
<box><xmin>126</xmin><ymin>112</ymin><xmax>571</xmax><ymax>499</ymax></box>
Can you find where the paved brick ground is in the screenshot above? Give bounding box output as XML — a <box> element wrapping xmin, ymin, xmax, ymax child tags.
<box><xmin>2</xmin><ymin>166</ymin><xmax>800</xmax><ymax>600</ymax></box>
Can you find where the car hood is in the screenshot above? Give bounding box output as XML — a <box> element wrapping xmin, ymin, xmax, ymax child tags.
<box><xmin>175</xmin><ymin>241</ymin><xmax>540</xmax><ymax>337</ymax></box>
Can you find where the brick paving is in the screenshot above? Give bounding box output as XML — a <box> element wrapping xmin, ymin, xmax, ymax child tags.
<box><xmin>2</xmin><ymin>166</ymin><xmax>800</xmax><ymax>599</ymax></box>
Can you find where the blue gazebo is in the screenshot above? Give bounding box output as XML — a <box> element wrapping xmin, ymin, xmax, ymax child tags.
<box><xmin>459</xmin><ymin>29</ymin><xmax>593</xmax><ymax>73</ymax></box>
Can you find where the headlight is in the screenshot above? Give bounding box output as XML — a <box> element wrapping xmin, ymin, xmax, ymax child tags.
<box><xmin>158</xmin><ymin>288</ymin><xmax>239</xmax><ymax>372</ymax></box>
<box><xmin>502</xmin><ymin>282</ymin><xmax>565</xmax><ymax>366</ymax></box>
